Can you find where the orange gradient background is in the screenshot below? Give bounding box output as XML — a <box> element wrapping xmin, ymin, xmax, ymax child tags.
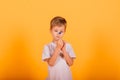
<box><xmin>0</xmin><ymin>0</ymin><xmax>120</xmax><ymax>80</ymax></box>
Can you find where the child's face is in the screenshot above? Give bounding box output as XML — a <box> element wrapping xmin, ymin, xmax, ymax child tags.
<box><xmin>51</xmin><ymin>25</ymin><xmax>65</xmax><ymax>41</ymax></box>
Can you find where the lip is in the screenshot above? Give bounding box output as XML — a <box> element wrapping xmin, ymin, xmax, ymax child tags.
<box><xmin>56</xmin><ymin>36</ymin><xmax>59</xmax><ymax>38</ymax></box>
<box><xmin>56</xmin><ymin>36</ymin><xmax>60</xmax><ymax>38</ymax></box>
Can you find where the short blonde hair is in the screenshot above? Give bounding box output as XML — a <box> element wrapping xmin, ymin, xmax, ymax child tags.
<box><xmin>50</xmin><ymin>16</ymin><xmax>67</xmax><ymax>30</ymax></box>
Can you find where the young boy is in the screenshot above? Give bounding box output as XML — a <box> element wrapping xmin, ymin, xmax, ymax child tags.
<box><xmin>42</xmin><ymin>16</ymin><xmax>76</xmax><ymax>80</ymax></box>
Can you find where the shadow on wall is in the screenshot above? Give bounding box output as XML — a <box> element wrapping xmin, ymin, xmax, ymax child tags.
<box><xmin>80</xmin><ymin>31</ymin><xmax>119</xmax><ymax>80</ymax></box>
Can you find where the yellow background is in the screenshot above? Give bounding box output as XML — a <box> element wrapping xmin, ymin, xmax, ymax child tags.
<box><xmin>0</xmin><ymin>0</ymin><xmax>120</xmax><ymax>80</ymax></box>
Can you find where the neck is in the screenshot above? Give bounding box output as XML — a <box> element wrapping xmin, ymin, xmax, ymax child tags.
<box><xmin>52</xmin><ymin>39</ymin><xmax>58</xmax><ymax>43</ymax></box>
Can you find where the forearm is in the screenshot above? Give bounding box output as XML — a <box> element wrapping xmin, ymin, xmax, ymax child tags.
<box><xmin>47</xmin><ymin>48</ymin><xmax>60</xmax><ymax>66</ymax></box>
<box><xmin>63</xmin><ymin>50</ymin><xmax>73</xmax><ymax>66</ymax></box>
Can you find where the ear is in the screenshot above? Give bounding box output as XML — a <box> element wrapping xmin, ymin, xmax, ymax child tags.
<box><xmin>64</xmin><ymin>29</ymin><xmax>66</xmax><ymax>33</ymax></box>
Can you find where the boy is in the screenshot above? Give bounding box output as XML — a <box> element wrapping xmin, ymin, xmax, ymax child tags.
<box><xmin>42</xmin><ymin>16</ymin><xmax>76</xmax><ymax>80</ymax></box>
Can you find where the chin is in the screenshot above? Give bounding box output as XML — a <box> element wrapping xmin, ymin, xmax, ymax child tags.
<box><xmin>55</xmin><ymin>38</ymin><xmax>59</xmax><ymax>41</ymax></box>
<box><xmin>55</xmin><ymin>38</ymin><xmax>60</xmax><ymax>41</ymax></box>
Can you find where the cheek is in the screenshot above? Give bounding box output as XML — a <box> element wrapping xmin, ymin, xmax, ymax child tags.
<box><xmin>52</xmin><ymin>32</ymin><xmax>57</xmax><ymax>36</ymax></box>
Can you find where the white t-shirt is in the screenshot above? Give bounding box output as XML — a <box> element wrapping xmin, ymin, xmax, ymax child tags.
<box><xmin>42</xmin><ymin>42</ymin><xmax>76</xmax><ymax>80</ymax></box>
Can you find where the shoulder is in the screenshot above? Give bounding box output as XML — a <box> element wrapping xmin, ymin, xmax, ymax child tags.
<box><xmin>65</xmin><ymin>41</ymin><xmax>73</xmax><ymax>48</ymax></box>
<box><xmin>43</xmin><ymin>42</ymin><xmax>54</xmax><ymax>48</ymax></box>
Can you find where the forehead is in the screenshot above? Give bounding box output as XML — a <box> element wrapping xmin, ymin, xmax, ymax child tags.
<box><xmin>52</xmin><ymin>25</ymin><xmax>65</xmax><ymax>30</ymax></box>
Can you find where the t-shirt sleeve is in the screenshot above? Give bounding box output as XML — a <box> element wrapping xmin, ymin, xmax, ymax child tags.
<box><xmin>67</xmin><ymin>44</ymin><xmax>76</xmax><ymax>59</ymax></box>
<box><xmin>42</xmin><ymin>45</ymin><xmax>51</xmax><ymax>61</ymax></box>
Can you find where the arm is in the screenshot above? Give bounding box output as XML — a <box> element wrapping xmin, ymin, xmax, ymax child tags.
<box><xmin>62</xmin><ymin>46</ymin><xmax>74</xmax><ymax>66</ymax></box>
<box><xmin>62</xmin><ymin>42</ymin><xmax>73</xmax><ymax>66</ymax></box>
<box><xmin>45</xmin><ymin>40</ymin><xmax>64</xmax><ymax>66</ymax></box>
<box><xmin>45</xmin><ymin>47</ymin><xmax>60</xmax><ymax>66</ymax></box>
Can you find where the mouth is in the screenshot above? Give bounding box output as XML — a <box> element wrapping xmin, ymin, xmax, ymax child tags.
<box><xmin>56</xmin><ymin>36</ymin><xmax>60</xmax><ymax>39</ymax></box>
<box><xmin>56</xmin><ymin>36</ymin><xmax>60</xmax><ymax>38</ymax></box>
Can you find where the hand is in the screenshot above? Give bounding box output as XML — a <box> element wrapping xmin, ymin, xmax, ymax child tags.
<box><xmin>56</xmin><ymin>39</ymin><xmax>64</xmax><ymax>50</ymax></box>
<box><xmin>61</xmin><ymin>40</ymin><xmax>66</xmax><ymax>52</ymax></box>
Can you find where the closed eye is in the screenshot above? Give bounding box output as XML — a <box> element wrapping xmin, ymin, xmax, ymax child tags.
<box><xmin>54</xmin><ymin>30</ymin><xmax>58</xmax><ymax>32</ymax></box>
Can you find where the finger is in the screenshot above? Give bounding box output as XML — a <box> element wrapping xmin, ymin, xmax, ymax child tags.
<box><xmin>59</xmin><ymin>39</ymin><xmax>63</xmax><ymax>44</ymax></box>
<box><xmin>62</xmin><ymin>40</ymin><xmax>66</xmax><ymax>47</ymax></box>
<box><xmin>58</xmin><ymin>40</ymin><xmax>63</xmax><ymax>47</ymax></box>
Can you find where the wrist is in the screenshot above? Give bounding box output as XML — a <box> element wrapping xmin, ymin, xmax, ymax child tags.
<box><xmin>62</xmin><ymin>49</ymin><xmax>66</xmax><ymax>53</ymax></box>
<box><xmin>56</xmin><ymin>47</ymin><xmax>61</xmax><ymax>51</ymax></box>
